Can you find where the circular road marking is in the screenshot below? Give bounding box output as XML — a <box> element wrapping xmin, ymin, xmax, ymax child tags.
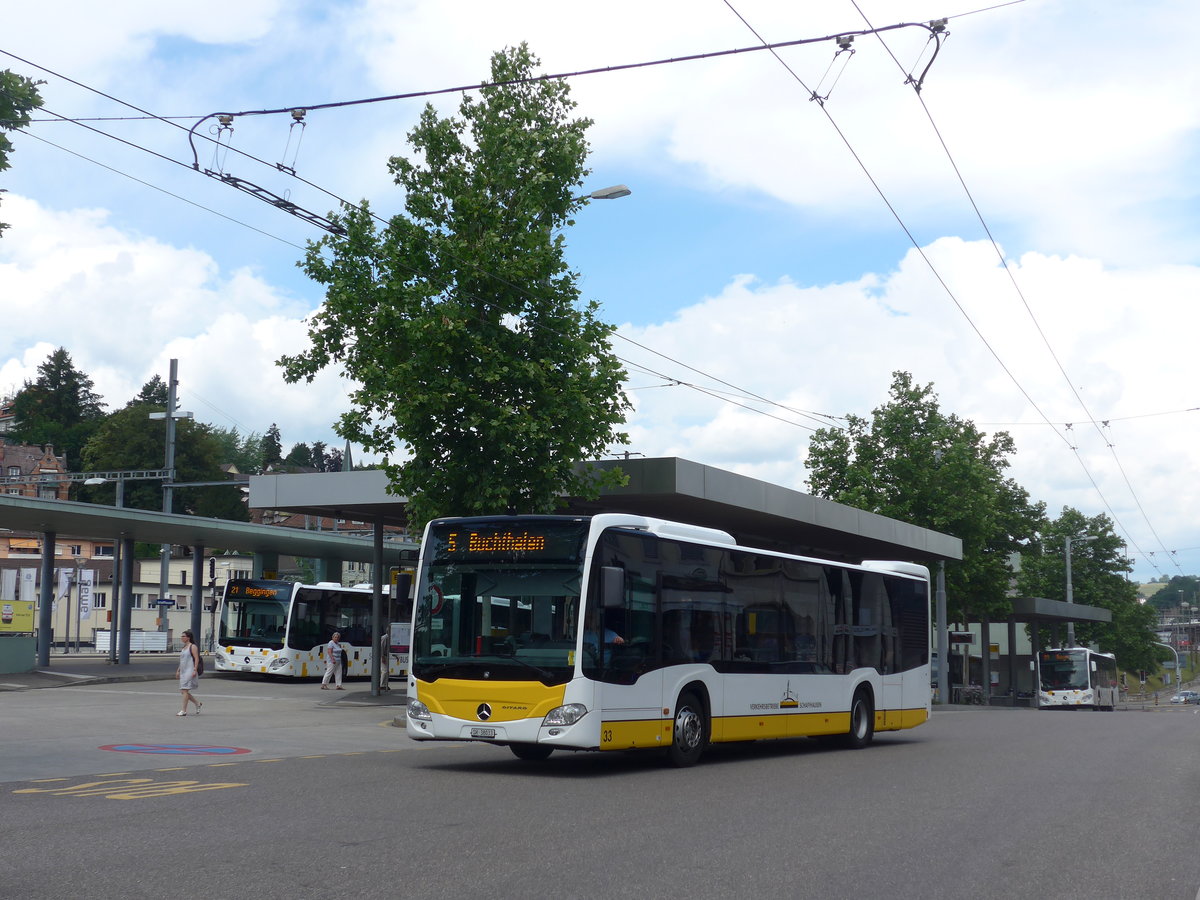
<box><xmin>99</xmin><ymin>744</ymin><xmax>252</xmax><ymax>756</ymax></box>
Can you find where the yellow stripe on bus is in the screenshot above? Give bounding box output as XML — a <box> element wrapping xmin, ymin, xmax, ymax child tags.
<box><xmin>600</xmin><ymin>707</ymin><xmax>929</xmax><ymax>750</ymax></box>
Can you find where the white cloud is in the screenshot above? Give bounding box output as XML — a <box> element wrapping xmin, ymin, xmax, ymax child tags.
<box><xmin>618</xmin><ymin>238</ymin><xmax>1200</xmax><ymax>579</ymax></box>
<box><xmin>0</xmin><ymin>196</ymin><xmax>346</xmax><ymax>448</ymax></box>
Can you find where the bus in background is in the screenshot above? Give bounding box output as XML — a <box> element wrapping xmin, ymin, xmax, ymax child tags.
<box><xmin>216</xmin><ymin>579</ymin><xmax>409</xmax><ymax>679</ymax></box>
<box><xmin>1037</xmin><ymin>647</ymin><xmax>1118</xmax><ymax>710</ymax></box>
<box><xmin>405</xmin><ymin>514</ymin><xmax>932</xmax><ymax>766</ymax></box>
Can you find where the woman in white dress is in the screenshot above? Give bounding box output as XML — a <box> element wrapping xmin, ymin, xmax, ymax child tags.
<box><xmin>176</xmin><ymin>629</ymin><xmax>203</xmax><ymax>716</ymax></box>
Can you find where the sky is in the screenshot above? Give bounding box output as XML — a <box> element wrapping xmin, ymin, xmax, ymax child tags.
<box><xmin>3</xmin><ymin>0</ymin><xmax>1199</xmax><ymax>584</ymax></box>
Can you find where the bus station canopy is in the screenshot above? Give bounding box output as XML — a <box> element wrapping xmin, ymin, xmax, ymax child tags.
<box><xmin>0</xmin><ymin>457</ymin><xmax>961</xmax><ymax>568</ymax></box>
<box><xmin>249</xmin><ymin>456</ymin><xmax>963</xmax><ymax>565</ymax></box>
<box><xmin>0</xmin><ymin>494</ymin><xmax>402</xmax><ymax>563</ymax></box>
<box><xmin>1009</xmin><ymin>597</ymin><xmax>1112</xmax><ymax>626</ymax></box>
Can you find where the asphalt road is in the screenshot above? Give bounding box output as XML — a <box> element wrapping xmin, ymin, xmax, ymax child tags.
<box><xmin>3</xmin><ymin>676</ymin><xmax>1199</xmax><ymax>900</ymax></box>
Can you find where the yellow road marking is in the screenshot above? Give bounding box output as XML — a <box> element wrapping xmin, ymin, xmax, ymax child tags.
<box><xmin>13</xmin><ymin>777</ymin><xmax>248</xmax><ymax>800</ymax></box>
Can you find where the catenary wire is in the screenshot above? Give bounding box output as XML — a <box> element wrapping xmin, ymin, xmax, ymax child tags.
<box><xmin>851</xmin><ymin>0</ymin><xmax>1177</xmax><ymax>574</ymax></box>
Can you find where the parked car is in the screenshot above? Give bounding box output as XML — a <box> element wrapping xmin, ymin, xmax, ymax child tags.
<box><xmin>1170</xmin><ymin>690</ymin><xmax>1199</xmax><ymax>704</ymax></box>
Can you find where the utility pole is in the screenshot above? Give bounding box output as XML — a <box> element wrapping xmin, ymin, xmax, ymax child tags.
<box><xmin>1064</xmin><ymin>533</ymin><xmax>1097</xmax><ymax>647</ymax></box>
<box><xmin>148</xmin><ymin>359</ymin><xmax>192</xmax><ymax>634</ymax></box>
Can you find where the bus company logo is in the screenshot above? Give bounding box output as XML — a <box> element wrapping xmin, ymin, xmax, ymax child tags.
<box><xmin>476</xmin><ymin>703</ymin><xmax>493</xmax><ymax>721</ymax></box>
<box><xmin>780</xmin><ymin>682</ymin><xmax>799</xmax><ymax>709</ymax></box>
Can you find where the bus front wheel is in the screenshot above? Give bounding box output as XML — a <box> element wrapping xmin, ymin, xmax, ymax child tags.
<box><xmin>667</xmin><ymin>690</ymin><xmax>708</xmax><ymax>767</ymax></box>
<box><xmin>842</xmin><ymin>688</ymin><xmax>875</xmax><ymax>749</ymax></box>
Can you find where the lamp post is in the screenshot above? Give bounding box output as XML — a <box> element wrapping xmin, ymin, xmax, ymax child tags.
<box><xmin>1182</xmin><ymin>601</ymin><xmax>1191</xmax><ymax>681</ymax></box>
<box><xmin>1064</xmin><ymin>534</ymin><xmax>1098</xmax><ymax>647</ymax></box>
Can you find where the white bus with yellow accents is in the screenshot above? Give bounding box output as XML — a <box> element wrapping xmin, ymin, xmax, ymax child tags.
<box><xmin>1037</xmin><ymin>647</ymin><xmax>1118</xmax><ymax>710</ymax></box>
<box><xmin>405</xmin><ymin>514</ymin><xmax>932</xmax><ymax>766</ymax></box>
<box><xmin>215</xmin><ymin>579</ymin><xmax>408</xmax><ymax>679</ymax></box>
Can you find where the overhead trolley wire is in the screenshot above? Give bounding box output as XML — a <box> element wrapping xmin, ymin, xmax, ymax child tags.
<box><xmin>851</xmin><ymin>0</ymin><xmax>1176</xmax><ymax>574</ymax></box>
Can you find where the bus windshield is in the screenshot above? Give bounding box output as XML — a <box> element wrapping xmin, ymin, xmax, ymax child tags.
<box><xmin>1039</xmin><ymin>650</ymin><xmax>1088</xmax><ymax>691</ymax></box>
<box><xmin>219</xmin><ymin>596</ymin><xmax>289</xmax><ymax>650</ymax></box>
<box><xmin>412</xmin><ymin>520</ymin><xmax>588</xmax><ymax>684</ymax></box>
<box><xmin>413</xmin><ymin>566</ymin><xmax>582</xmax><ymax>683</ymax></box>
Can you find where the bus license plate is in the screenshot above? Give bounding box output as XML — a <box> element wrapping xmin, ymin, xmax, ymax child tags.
<box><xmin>470</xmin><ymin>727</ymin><xmax>496</xmax><ymax>739</ymax></box>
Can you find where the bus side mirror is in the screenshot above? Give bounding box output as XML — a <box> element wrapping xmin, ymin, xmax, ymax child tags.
<box><xmin>601</xmin><ymin>567</ymin><xmax>624</xmax><ymax>609</ymax></box>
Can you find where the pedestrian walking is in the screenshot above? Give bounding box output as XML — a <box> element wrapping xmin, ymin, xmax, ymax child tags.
<box><xmin>321</xmin><ymin>631</ymin><xmax>345</xmax><ymax>691</ymax></box>
<box><xmin>176</xmin><ymin>629</ymin><xmax>203</xmax><ymax>716</ymax></box>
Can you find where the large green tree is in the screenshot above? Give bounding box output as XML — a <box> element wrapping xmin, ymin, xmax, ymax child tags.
<box><xmin>0</xmin><ymin>69</ymin><xmax>43</xmax><ymax>236</ymax></box>
<box><xmin>1015</xmin><ymin>508</ymin><xmax>1160</xmax><ymax>674</ymax></box>
<box><xmin>806</xmin><ymin>372</ymin><xmax>1045</xmax><ymax>624</ymax></box>
<box><xmin>7</xmin><ymin>347</ymin><xmax>107</xmax><ymax>465</ymax></box>
<box><xmin>280</xmin><ymin>44</ymin><xmax>630</xmax><ymax>528</ymax></box>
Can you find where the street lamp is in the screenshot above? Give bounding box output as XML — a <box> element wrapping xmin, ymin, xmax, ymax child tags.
<box><xmin>1064</xmin><ymin>534</ymin><xmax>1098</xmax><ymax>647</ymax></box>
<box><xmin>583</xmin><ymin>184</ymin><xmax>631</xmax><ymax>201</ymax></box>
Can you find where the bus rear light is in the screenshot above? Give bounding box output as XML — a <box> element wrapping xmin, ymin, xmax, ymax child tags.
<box><xmin>542</xmin><ymin>703</ymin><xmax>587</xmax><ymax>727</ymax></box>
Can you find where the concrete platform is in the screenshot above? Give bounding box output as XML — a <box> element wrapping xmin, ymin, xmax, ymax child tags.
<box><xmin>0</xmin><ymin>652</ymin><xmax>406</xmax><ymax>709</ymax></box>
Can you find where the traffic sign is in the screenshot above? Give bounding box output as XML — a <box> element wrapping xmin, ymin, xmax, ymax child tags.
<box><xmin>155</xmin><ymin>598</ymin><xmax>174</xmax><ymax>608</ymax></box>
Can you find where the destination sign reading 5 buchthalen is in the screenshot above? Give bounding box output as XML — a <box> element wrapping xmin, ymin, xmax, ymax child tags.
<box><xmin>431</xmin><ymin>522</ymin><xmax>588</xmax><ymax>563</ymax></box>
<box><xmin>446</xmin><ymin>531</ymin><xmax>547</xmax><ymax>554</ymax></box>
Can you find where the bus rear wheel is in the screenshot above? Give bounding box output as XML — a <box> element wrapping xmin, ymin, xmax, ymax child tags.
<box><xmin>667</xmin><ymin>690</ymin><xmax>708</xmax><ymax>767</ymax></box>
<box><xmin>509</xmin><ymin>743</ymin><xmax>554</xmax><ymax>761</ymax></box>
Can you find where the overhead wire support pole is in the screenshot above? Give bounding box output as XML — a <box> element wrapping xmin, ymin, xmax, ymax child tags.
<box><xmin>149</xmin><ymin>359</ymin><xmax>193</xmax><ymax>634</ymax></box>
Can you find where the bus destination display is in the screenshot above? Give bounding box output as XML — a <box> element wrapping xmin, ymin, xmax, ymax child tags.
<box><xmin>224</xmin><ymin>580</ymin><xmax>291</xmax><ymax>602</ymax></box>
<box><xmin>431</xmin><ymin>523</ymin><xmax>586</xmax><ymax>563</ymax></box>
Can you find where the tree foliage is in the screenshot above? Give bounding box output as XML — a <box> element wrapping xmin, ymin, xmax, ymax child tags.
<box><xmin>80</xmin><ymin>403</ymin><xmax>249</xmax><ymax>521</ymax></box>
<box><xmin>126</xmin><ymin>376</ymin><xmax>168</xmax><ymax>408</ymax></box>
<box><xmin>0</xmin><ymin>69</ymin><xmax>44</xmax><ymax>236</ymax></box>
<box><xmin>262</xmin><ymin>423</ymin><xmax>283</xmax><ymax>470</ymax></box>
<box><xmin>280</xmin><ymin>44</ymin><xmax>630</xmax><ymax>528</ymax></box>
<box><xmin>806</xmin><ymin>372</ymin><xmax>1045</xmax><ymax>623</ymax></box>
<box><xmin>1144</xmin><ymin>575</ymin><xmax>1200</xmax><ymax>612</ymax></box>
<box><xmin>208</xmin><ymin>426</ymin><xmax>265</xmax><ymax>474</ymax></box>
<box><xmin>1014</xmin><ymin>507</ymin><xmax>1159</xmax><ymax>673</ymax></box>
<box><xmin>7</xmin><ymin>347</ymin><xmax>107</xmax><ymax>465</ymax></box>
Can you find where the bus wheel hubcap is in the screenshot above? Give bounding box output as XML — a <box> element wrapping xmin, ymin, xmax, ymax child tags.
<box><xmin>676</xmin><ymin>707</ymin><xmax>701</xmax><ymax>749</ymax></box>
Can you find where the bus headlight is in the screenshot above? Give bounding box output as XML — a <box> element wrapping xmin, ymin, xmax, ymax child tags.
<box><xmin>542</xmin><ymin>703</ymin><xmax>588</xmax><ymax>727</ymax></box>
<box><xmin>268</xmin><ymin>658</ymin><xmax>289</xmax><ymax>670</ymax></box>
<box><xmin>407</xmin><ymin>699</ymin><xmax>432</xmax><ymax>721</ymax></box>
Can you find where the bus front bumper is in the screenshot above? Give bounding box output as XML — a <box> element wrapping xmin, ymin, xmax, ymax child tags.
<box><xmin>405</xmin><ymin>701</ymin><xmax>596</xmax><ymax>749</ymax></box>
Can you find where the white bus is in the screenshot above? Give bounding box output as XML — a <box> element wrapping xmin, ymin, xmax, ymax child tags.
<box><xmin>215</xmin><ymin>579</ymin><xmax>409</xmax><ymax>679</ymax></box>
<box><xmin>1037</xmin><ymin>647</ymin><xmax>1118</xmax><ymax>710</ymax></box>
<box><xmin>405</xmin><ymin>514</ymin><xmax>932</xmax><ymax>766</ymax></box>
